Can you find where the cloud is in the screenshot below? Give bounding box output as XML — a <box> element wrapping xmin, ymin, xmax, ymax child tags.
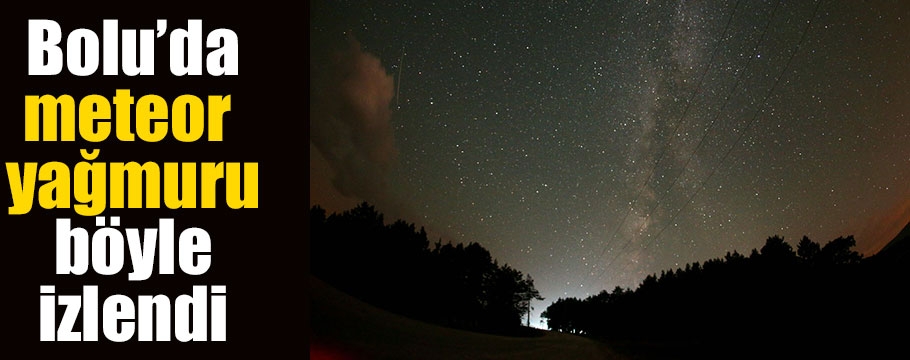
<box><xmin>310</xmin><ymin>35</ymin><xmax>398</xmax><ymax>207</ymax></box>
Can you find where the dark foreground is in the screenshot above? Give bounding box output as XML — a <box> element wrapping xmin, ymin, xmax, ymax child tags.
<box><xmin>310</xmin><ymin>276</ymin><xmax>620</xmax><ymax>360</ymax></box>
<box><xmin>310</xmin><ymin>273</ymin><xmax>906</xmax><ymax>359</ymax></box>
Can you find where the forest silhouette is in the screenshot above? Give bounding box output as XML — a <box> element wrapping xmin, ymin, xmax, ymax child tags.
<box><xmin>311</xmin><ymin>202</ymin><xmax>543</xmax><ymax>336</ymax></box>
<box><xmin>311</xmin><ymin>201</ymin><xmax>910</xmax><ymax>357</ymax></box>
<box><xmin>543</xmin><ymin>232</ymin><xmax>910</xmax><ymax>357</ymax></box>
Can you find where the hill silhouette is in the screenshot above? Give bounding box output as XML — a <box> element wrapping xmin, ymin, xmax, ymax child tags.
<box><xmin>871</xmin><ymin>220</ymin><xmax>910</xmax><ymax>263</ymax></box>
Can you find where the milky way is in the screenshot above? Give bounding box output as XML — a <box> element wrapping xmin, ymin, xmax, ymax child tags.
<box><xmin>310</xmin><ymin>1</ymin><xmax>910</xmax><ymax>327</ymax></box>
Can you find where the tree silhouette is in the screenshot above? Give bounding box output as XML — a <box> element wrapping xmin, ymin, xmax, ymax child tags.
<box><xmin>311</xmin><ymin>203</ymin><xmax>542</xmax><ymax>335</ymax></box>
<box><xmin>760</xmin><ymin>235</ymin><xmax>796</xmax><ymax>262</ymax></box>
<box><xmin>518</xmin><ymin>274</ymin><xmax>544</xmax><ymax>327</ymax></box>
<box><xmin>818</xmin><ymin>236</ymin><xmax>863</xmax><ymax>266</ymax></box>
<box><xmin>797</xmin><ymin>236</ymin><xmax>821</xmax><ymax>263</ymax></box>
<box><xmin>542</xmin><ymin>231</ymin><xmax>882</xmax><ymax>353</ymax></box>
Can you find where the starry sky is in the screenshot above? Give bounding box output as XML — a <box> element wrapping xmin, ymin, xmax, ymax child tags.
<box><xmin>310</xmin><ymin>0</ymin><xmax>910</xmax><ymax>327</ymax></box>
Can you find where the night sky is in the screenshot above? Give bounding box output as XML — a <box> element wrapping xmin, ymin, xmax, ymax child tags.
<box><xmin>310</xmin><ymin>1</ymin><xmax>910</xmax><ymax>327</ymax></box>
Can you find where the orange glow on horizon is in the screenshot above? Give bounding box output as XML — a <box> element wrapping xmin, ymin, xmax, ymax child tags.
<box><xmin>855</xmin><ymin>196</ymin><xmax>910</xmax><ymax>256</ymax></box>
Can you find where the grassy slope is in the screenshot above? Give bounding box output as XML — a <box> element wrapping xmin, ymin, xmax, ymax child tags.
<box><xmin>310</xmin><ymin>276</ymin><xmax>622</xmax><ymax>360</ymax></box>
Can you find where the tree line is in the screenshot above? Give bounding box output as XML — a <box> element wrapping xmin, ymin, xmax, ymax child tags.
<box><xmin>311</xmin><ymin>202</ymin><xmax>542</xmax><ymax>335</ymax></box>
<box><xmin>542</xmin><ymin>234</ymin><xmax>909</xmax><ymax>354</ymax></box>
